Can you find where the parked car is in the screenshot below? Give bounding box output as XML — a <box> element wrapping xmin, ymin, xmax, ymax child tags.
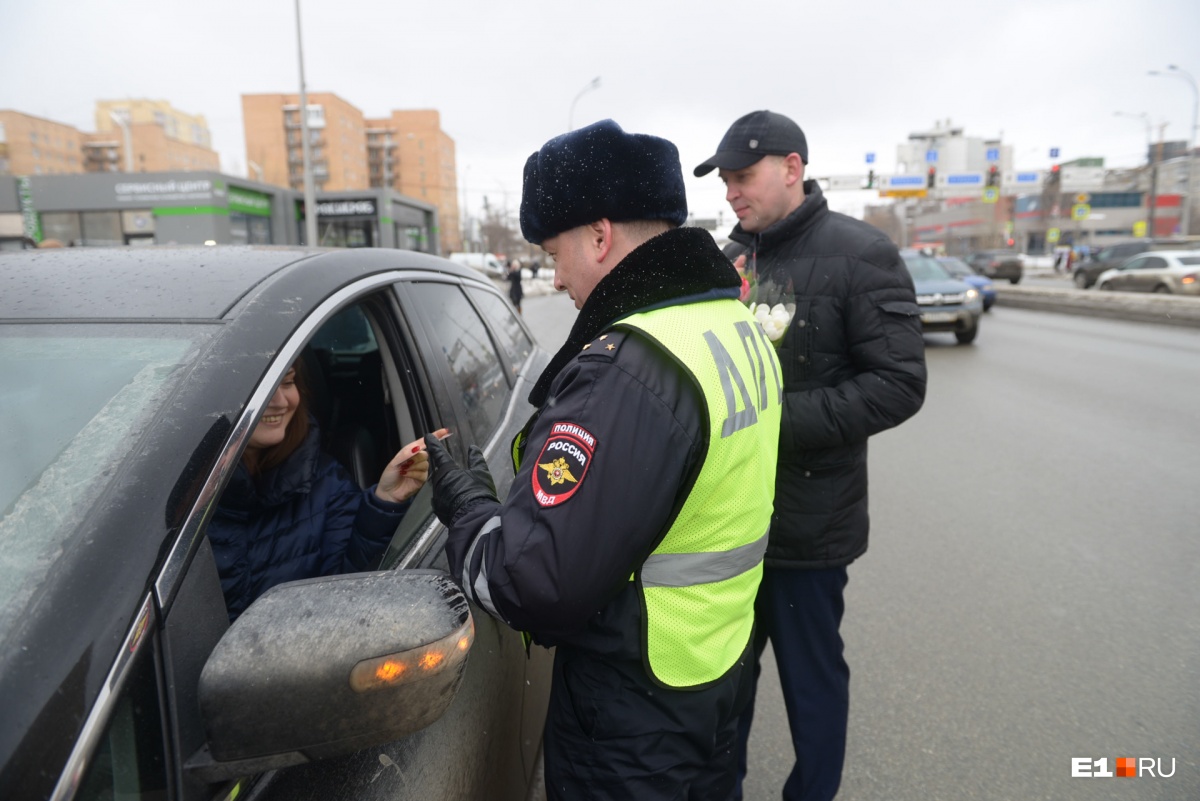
<box><xmin>937</xmin><ymin>256</ymin><xmax>996</xmax><ymax>310</ymax></box>
<box><xmin>1071</xmin><ymin>238</ymin><xmax>1200</xmax><ymax>288</ymax></box>
<box><xmin>965</xmin><ymin>249</ymin><xmax>1023</xmax><ymax>284</ymax></box>
<box><xmin>0</xmin><ymin>247</ymin><xmax>553</xmax><ymax>801</ymax></box>
<box><xmin>448</xmin><ymin>251</ymin><xmax>507</xmax><ymax>277</ymax></box>
<box><xmin>901</xmin><ymin>249</ymin><xmax>984</xmax><ymax>344</ymax></box>
<box><xmin>1095</xmin><ymin>249</ymin><xmax>1200</xmax><ymax>295</ymax></box>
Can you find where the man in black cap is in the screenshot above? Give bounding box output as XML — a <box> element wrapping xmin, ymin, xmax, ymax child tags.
<box><xmin>425</xmin><ymin>119</ymin><xmax>784</xmax><ymax>800</ymax></box>
<box><xmin>695</xmin><ymin>110</ymin><xmax>927</xmax><ymax>801</ymax></box>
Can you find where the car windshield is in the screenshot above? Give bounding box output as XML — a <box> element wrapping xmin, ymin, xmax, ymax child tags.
<box><xmin>0</xmin><ymin>324</ymin><xmax>208</xmax><ymax>636</ymax></box>
<box><xmin>1177</xmin><ymin>256</ymin><xmax>1200</xmax><ymax>266</ymax></box>
<box><xmin>938</xmin><ymin>258</ymin><xmax>974</xmax><ymax>277</ymax></box>
<box><xmin>903</xmin><ymin>255</ymin><xmax>952</xmax><ymax>281</ymax></box>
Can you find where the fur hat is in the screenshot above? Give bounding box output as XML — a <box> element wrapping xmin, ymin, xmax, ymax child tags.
<box><xmin>520</xmin><ymin>119</ymin><xmax>688</xmax><ymax>245</ymax></box>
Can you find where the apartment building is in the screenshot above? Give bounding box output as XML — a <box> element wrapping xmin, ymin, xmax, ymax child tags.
<box><xmin>1</xmin><ymin>102</ymin><xmax>218</xmax><ymax>177</ymax></box>
<box><xmin>365</xmin><ymin>110</ymin><xmax>460</xmax><ymax>253</ymax></box>
<box><xmin>242</xmin><ymin>93</ymin><xmax>368</xmax><ymax>192</ymax></box>
<box><xmin>0</xmin><ymin>110</ymin><xmax>86</xmax><ymax>175</ymax></box>
<box><xmin>245</xmin><ymin>94</ymin><xmax>460</xmax><ymax>254</ymax></box>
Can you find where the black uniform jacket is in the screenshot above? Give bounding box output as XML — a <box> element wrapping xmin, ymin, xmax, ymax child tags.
<box><xmin>726</xmin><ymin>180</ymin><xmax>927</xmax><ymax>569</ymax></box>
<box><xmin>445</xmin><ymin>227</ymin><xmax>742</xmax><ymax>663</ymax></box>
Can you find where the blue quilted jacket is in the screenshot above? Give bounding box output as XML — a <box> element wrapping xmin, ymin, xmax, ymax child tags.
<box><xmin>209</xmin><ymin>421</ymin><xmax>410</xmax><ymax>620</ymax></box>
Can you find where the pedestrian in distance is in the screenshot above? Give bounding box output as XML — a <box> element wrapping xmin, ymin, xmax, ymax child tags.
<box><xmin>694</xmin><ymin>109</ymin><xmax>927</xmax><ymax>801</ymax></box>
<box><xmin>507</xmin><ymin>256</ymin><xmax>524</xmax><ymax>313</ymax></box>
<box><xmin>425</xmin><ymin>118</ymin><xmax>785</xmax><ymax>801</ymax></box>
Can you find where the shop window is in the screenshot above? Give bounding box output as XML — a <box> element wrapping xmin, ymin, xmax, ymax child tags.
<box><xmin>81</xmin><ymin>212</ymin><xmax>123</xmax><ymax>247</ymax></box>
<box><xmin>42</xmin><ymin>212</ymin><xmax>82</xmax><ymax>245</ymax></box>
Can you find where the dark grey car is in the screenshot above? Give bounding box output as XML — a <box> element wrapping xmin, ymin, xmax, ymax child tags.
<box><xmin>0</xmin><ymin>247</ymin><xmax>552</xmax><ymax>801</ymax></box>
<box><xmin>965</xmin><ymin>249</ymin><xmax>1023</xmax><ymax>284</ymax></box>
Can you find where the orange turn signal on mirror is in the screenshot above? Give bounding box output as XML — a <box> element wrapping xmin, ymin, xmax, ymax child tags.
<box><xmin>348</xmin><ymin>617</ymin><xmax>474</xmax><ymax>693</ymax></box>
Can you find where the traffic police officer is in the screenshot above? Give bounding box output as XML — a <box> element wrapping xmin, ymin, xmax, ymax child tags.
<box><xmin>426</xmin><ymin>119</ymin><xmax>783</xmax><ymax>801</ymax></box>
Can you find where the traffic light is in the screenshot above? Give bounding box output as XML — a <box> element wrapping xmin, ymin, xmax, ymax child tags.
<box><xmin>866</xmin><ymin>169</ymin><xmax>875</xmax><ymax>189</ymax></box>
<box><xmin>987</xmin><ymin>166</ymin><xmax>999</xmax><ymax>187</ymax></box>
<box><xmin>927</xmin><ymin>167</ymin><xmax>937</xmax><ymax>188</ymax></box>
<box><xmin>1047</xmin><ymin>164</ymin><xmax>1061</xmax><ymax>186</ymax></box>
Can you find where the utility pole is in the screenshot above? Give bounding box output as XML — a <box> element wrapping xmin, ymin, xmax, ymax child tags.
<box><xmin>295</xmin><ymin>0</ymin><xmax>318</xmax><ymax>248</ymax></box>
<box><xmin>1148</xmin><ymin>123</ymin><xmax>1168</xmax><ymax>238</ymax></box>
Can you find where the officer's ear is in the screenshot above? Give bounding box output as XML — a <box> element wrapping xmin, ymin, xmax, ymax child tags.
<box><xmin>587</xmin><ymin>219</ymin><xmax>615</xmax><ymax>264</ymax></box>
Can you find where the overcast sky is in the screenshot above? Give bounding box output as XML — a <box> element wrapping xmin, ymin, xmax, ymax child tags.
<box><xmin>3</xmin><ymin>0</ymin><xmax>1198</xmax><ymax>228</ymax></box>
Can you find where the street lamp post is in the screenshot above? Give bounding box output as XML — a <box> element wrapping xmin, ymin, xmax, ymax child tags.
<box><xmin>1115</xmin><ymin>111</ymin><xmax>1157</xmax><ymax>236</ymax></box>
<box><xmin>109</xmin><ymin>110</ymin><xmax>134</xmax><ymax>173</ymax></box>
<box><xmin>1150</xmin><ymin>65</ymin><xmax>1198</xmax><ymax>235</ymax></box>
<box><xmin>295</xmin><ymin>0</ymin><xmax>318</xmax><ymax>248</ymax></box>
<box><xmin>568</xmin><ymin>77</ymin><xmax>601</xmax><ymax>131</ymax></box>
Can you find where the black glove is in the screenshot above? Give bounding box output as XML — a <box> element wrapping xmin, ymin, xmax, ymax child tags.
<box><xmin>425</xmin><ymin>434</ymin><xmax>499</xmax><ymax>526</ymax></box>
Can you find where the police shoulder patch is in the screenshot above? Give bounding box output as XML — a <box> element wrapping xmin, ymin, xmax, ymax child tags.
<box><xmin>532</xmin><ymin>421</ymin><xmax>597</xmax><ymax>508</ymax></box>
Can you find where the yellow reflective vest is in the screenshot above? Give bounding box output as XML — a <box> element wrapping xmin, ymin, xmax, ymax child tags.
<box><xmin>616</xmin><ymin>298</ymin><xmax>783</xmax><ymax>689</ymax></box>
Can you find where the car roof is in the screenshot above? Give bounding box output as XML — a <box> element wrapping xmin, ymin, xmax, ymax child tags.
<box><xmin>1141</xmin><ymin>249</ymin><xmax>1200</xmax><ymax>258</ymax></box>
<box><xmin>0</xmin><ymin>246</ymin><xmax>480</xmax><ymax>320</ymax></box>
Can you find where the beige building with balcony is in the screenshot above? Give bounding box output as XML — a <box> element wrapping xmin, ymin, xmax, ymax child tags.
<box><xmin>242</xmin><ymin>92</ymin><xmax>368</xmax><ymax>193</ymax></box>
<box><xmin>244</xmin><ymin>94</ymin><xmax>459</xmax><ymax>254</ymax></box>
<box><xmin>0</xmin><ymin>110</ymin><xmax>87</xmax><ymax>175</ymax></box>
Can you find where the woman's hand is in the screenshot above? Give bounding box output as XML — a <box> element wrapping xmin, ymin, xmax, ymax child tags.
<box><xmin>376</xmin><ymin>428</ymin><xmax>451</xmax><ymax>503</ymax></box>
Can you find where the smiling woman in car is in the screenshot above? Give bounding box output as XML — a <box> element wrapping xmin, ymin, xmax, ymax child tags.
<box><xmin>208</xmin><ymin>359</ymin><xmax>447</xmax><ymax>620</ymax></box>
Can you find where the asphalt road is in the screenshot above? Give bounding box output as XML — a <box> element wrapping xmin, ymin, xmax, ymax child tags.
<box><xmin>520</xmin><ymin>292</ymin><xmax>1200</xmax><ymax>800</ymax></box>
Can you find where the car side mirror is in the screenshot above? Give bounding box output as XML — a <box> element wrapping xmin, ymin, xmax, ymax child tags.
<box><xmin>186</xmin><ymin>570</ymin><xmax>474</xmax><ymax>783</ymax></box>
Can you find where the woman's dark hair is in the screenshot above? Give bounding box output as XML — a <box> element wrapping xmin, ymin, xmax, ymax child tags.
<box><xmin>245</xmin><ymin>360</ymin><xmax>311</xmax><ymax>477</ymax></box>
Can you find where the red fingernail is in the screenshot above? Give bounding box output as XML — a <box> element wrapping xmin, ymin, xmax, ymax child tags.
<box><xmin>411</xmin><ymin>445</ymin><xmax>421</xmax><ymax>453</ymax></box>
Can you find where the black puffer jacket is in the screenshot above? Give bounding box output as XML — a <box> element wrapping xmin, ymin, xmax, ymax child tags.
<box><xmin>727</xmin><ymin>180</ymin><xmax>926</xmax><ymax>568</ymax></box>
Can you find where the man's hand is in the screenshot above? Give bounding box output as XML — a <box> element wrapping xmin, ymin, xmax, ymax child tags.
<box><xmin>425</xmin><ymin>434</ymin><xmax>499</xmax><ymax>525</ymax></box>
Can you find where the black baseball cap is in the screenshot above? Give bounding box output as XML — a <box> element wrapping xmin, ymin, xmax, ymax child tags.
<box><xmin>693</xmin><ymin>110</ymin><xmax>808</xmax><ymax>177</ymax></box>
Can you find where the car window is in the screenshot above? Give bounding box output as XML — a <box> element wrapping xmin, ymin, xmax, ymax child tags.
<box><xmin>1178</xmin><ymin>256</ymin><xmax>1200</xmax><ymax>266</ymax></box>
<box><xmin>902</xmin><ymin>254</ymin><xmax>952</xmax><ymax>281</ymax></box>
<box><xmin>76</xmin><ymin>644</ymin><xmax>169</xmax><ymax>801</ymax></box>
<box><xmin>1122</xmin><ymin>257</ymin><xmax>1146</xmax><ymax>271</ymax></box>
<box><xmin>464</xmin><ymin>285</ymin><xmax>534</xmax><ymax>374</ymax></box>
<box><xmin>1143</xmin><ymin>257</ymin><xmax>1167</xmax><ymax>269</ymax></box>
<box><xmin>408</xmin><ymin>282</ymin><xmax>509</xmax><ymax>443</ymax></box>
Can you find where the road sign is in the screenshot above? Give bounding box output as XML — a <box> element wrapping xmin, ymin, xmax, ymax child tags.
<box><xmin>824</xmin><ymin>174</ymin><xmax>867</xmax><ymax>191</ymax></box>
<box><xmin>1047</xmin><ymin>227</ymin><xmax>1061</xmax><ymax>243</ymax></box>
<box><xmin>1133</xmin><ymin>220</ymin><xmax>1148</xmax><ymax>237</ymax></box>
<box><xmin>880</xmin><ymin>189</ymin><xmax>927</xmax><ymax>198</ymax></box>
<box><xmin>866</xmin><ymin>152</ymin><xmax>875</xmax><ymax>164</ymax></box>
<box><xmin>1050</xmin><ymin>147</ymin><xmax>1060</xmax><ymax>158</ymax></box>
<box><xmin>1071</xmin><ymin>204</ymin><xmax>1090</xmax><ymax>221</ymax></box>
<box><xmin>982</xmin><ymin>187</ymin><xmax>999</xmax><ymax>204</ymax></box>
<box><xmin>943</xmin><ymin>173</ymin><xmax>983</xmax><ymax>186</ymax></box>
<box><xmin>986</xmin><ymin>148</ymin><xmax>1000</xmax><ymax>162</ymax></box>
<box><xmin>1075</xmin><ymin>193</ymin><xmax>1091</xmax><ymax>204</ymax></box>
<box><xmin>925</xmin><ymin>150</ymin><xmax>938</xmax><ymax>163</ymax></box>
<box><xmin>883</xmin><ymin>174</ymin><xmax>926</xmax><ymax>189</ymax></box>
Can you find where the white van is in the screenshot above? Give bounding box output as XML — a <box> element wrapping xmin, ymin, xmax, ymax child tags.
<box><xmin>448</xmin><ymin>252</ymin><xmax>507</xmax><ymax>277</ymax></box>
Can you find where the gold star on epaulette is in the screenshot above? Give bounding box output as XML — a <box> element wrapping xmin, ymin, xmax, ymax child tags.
<box><xmin>599</xmin><ymin>334</ymin><xmax>608</xmax><ymax>340</ymax></box>
<box><xmin>606</xmin><ymin>343</ymin><xmax>615</xmax><ymax>350</ymax></box>
<box><xmin>582</xmin><ymin>343</ymin><xmax>591</xmax><ymax>350</ymax></box>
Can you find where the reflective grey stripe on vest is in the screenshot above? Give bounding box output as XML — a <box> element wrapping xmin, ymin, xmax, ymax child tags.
<box><xmin>462</xmin><ymin>515</ymin><xmax>503</xmax><ymax>619</ymax></box>
<box><xmin>641</xmin><ymin>529</ymin><xmax>768</xmax><ymax>589</ymax></box>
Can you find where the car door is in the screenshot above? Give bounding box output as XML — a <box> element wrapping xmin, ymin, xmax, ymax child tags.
<box><xmin>1109</xmin><ymin>256</ymin><xmax>1146</xmax><ymax>290</ymax></box>
<box><xmin>1130</xmin><ymin>256</ymin><xmax>1168</xmax><ymax>292</ymax></box>
<box><xmin>238</xmin><ymin>276</ymin><xmax>551</xmax><ymax>801</ymax></box>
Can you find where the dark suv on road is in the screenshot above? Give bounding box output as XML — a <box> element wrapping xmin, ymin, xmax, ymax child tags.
<box><xmin>965</xmin><ymin>250</ymin><xmax>1023</xmax><ymax>284</ymax></box>
<box><xmin>1073</xmin><ymin>239</ymin><xmax>1200</xmax><ymax>288</ymax></box>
